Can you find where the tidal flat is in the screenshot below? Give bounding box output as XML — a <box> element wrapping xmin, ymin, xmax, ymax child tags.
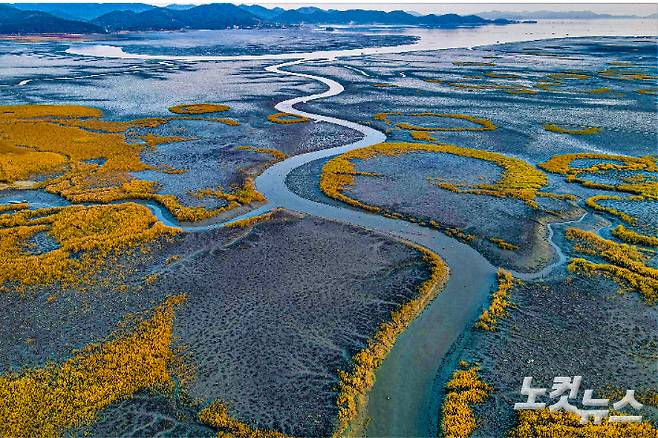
<box><xmin>0</xmin><ymin>25</ymin><xmax>656</xmax><ymax>438</ymax></box>
<box><xmin>291</xmin><ymin>37</ymin><xmax>657</xmax><ymax>272</ymax></box>
<box><xmin>296</xmin><ymin>36</ymin><xmax>657</xmax><ymax>437</ymax></box>
<box><xmin>0</xmin><ymin>209</ymin><xmax>437</xmax><ymax>436</ymax></box>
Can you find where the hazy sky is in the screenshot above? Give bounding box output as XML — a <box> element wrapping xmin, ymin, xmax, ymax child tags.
<box><xmin>4</xmin><ymin>1</ymin><xmax>657</xmax><ymax>17</ymax></box>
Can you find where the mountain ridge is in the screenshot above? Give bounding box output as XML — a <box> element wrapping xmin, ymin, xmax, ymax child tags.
<box><xmin>9</xmin><ymin>3</ymin><xmax>154</xmax><ymax>21</ymax></box>
<box><xmin>93</xmin><ymin>3</ymin><xmax>261</xmax><ymax>31</ymax></box>
<box><xmin>0</xmin><ymin>3</ymin><xmax>521</xmax><ymax>34</ymax></box>
<box><xmin>0</xmin><ymin>4</ymin><xmax>103</xmax><ymax>33</ymax></box>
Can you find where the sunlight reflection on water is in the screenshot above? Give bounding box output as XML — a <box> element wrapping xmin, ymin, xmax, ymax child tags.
<box><xmin>67</xmin><ymin>19</ymin><xmax>657</xmax><ymax>61</ymax></box>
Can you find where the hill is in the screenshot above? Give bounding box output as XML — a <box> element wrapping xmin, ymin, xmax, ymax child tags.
<box><xmin>9</xmin><ymin>3</ymin><xmax>154</xmax><ymax>21</ymax></box>
<box><xmin>0</xmin><ymin>4</ymin><xmax>103</xmax><ymax>33</ymax></box>
<box><xmin>1</xmin><ymin>3</ymin><xmax>518</xmax><ymax>34</ymax></box>
<box><xmin>239</xmin><ymin>4</ymin><xmax>284</xmax><ymax>20</ymax></box>
<box><xmin>478</xmin><ymin>10</ymin><xmax>641</xmax><ymax>20</ymax></box>
<box><xmin>93</xmin><ymin>3</ymin><xmax>262</xmax><ymax>31</ymax></box>
<box><xmin>268</xmin><ymin>8</ymin><xmax>512</xmax><ymax>27</ymax></box>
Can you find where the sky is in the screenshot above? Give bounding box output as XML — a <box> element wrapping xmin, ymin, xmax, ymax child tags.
<box><xmin>3</xmin><ymin>1</ymin><xmax>657</xmax><ymax>17</ymax></box>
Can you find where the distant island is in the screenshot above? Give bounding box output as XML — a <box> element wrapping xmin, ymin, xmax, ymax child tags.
<box><xmin>0</xmin><ymin>3</ymin><xmax>519</xmax><ymax>34</ymax></box>
<box><xmin>477</xmin><ymin>9</ymin><xmax>653</xmax><ymax>20</ymax></box>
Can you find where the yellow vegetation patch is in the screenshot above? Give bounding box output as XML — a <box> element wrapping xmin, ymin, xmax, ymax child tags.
<box><xmin>235</xmin><ymin>146</ymin><xmax>287</xmax><ymax>161</ymax></box>
<box><xmin>199</xmin><ymin>401</ymin><xmax>289</xmax><ymax>438</ymax></box>
<box><xmin>585</xmin><ymin>87</ymin><xmax>615</xmax><ymax>94</ymax></box>
<box><xmin>225</xmin><ymin>210</ymin><xmax>278</xmax><ymax>228</ymax></box>
<box><xmin>535</xmin><ymin>81</ymin><xmax>563</xmax><ymax>91</ymax></box>
<box><xmin>509</xmin><ymin>409</ymin><xmax>657</xmax><ymax>437</ymax></box>
<box><xmin>334</xmin><ymin>244</ymin><xmax>449</xmax><ymax>437</ymax></box>
<box><xmin>168</xmin><ymin>103</ymin><xmax>231</xmax><ymax>114</ymax></box>
<box><xmin>429</xmin><ymin>161</ymin><xmax>547</xmax><ymax>209</ymax></box>
<box><xmin>321</xmin><ymin>142</ymin><xmax>548</xmax><ymax>210</ymax></box>
<box><xmin>446</xmin><ymin>82</ymin><xmax>539</xmax><ymax>95</ymax></box>
<box><xmin>475</xmin><ymin>269</ymin><xmax>515</xmax><ymax>331</ymax></box>
<box><xmin>0</xmin><ymin>202</ymin><xmax>29</xmax><ymax>213</ymax></box>
<box><xmin>0</xmin><ymin>104</ymin><xmax>255</xmax><ymax>222</ymax></box>
<box><xmin>137</xmin><ymin>134</ymin><xmax>190</xmax><ymax>149</ymax></box>
<box><xmin>484</xmin><ymin>72</ymin><xmax>520</xmax><ymax>79</ymax></box>
<box><xmin>565</xmin><ymin>228</ymin><xmax>658</xmax><ymax>304</ymax></box>
<box><xmin>157</xmin><ymin>164</ymin><xmax>188</xmax><ymax>175</ymax></box>
<box><xmin>611</xmin><ymin>225</ymin><xmax>658</xmax><ymax>247</ymax></box>
<box><xmin>173</xmin><ymin>177</ymin><xmax>265</xmax><ymax>222</ymax></box>
<box><xmin>488</xmin><ymin>237</ymin><xmax>519</xmax><ymax>251</ymax></box>
<box><xmin>0</xmin><ymin>293</ymin><xmax>186</xmax><ymax>437</ymax></box>
<box><xmin>598</xmin><ymin>68</ymin><xmax>658</xmax><ymax>81</ymax></box>
<box><xmin>543</xmin><ymin>124</ymin><xmax>602</xmax><ymax>135</ymax></box>
<box><xmin>546</xmin><ymin>72</ymin><xmax>590</xmax><ymax>80</ymax></box>
<box><xmin>637</xmin><ymin>88</ymin><xmax>658</xmax><ymax>95</ymax></box>
<box><xmin>266</xmin><ymin>112</ymin><xmax>309</xmax><ymax>124</ymax></box>
<box><xmin>0</xmin><ymin>148</ymin><xmax>67</xmax><ymax>182</ymax></box>
<box><xmin>213</xmin><ymin>117</ymin><xmax>241</xmax><ymax>126</ymax></box>
<box><xmin>373</xmin><ymin>112</ymin><xmax>389</xmax><ymax>121</ymax></box>
<box><xmin>539</xmin><ymin>153</ymin><xmax>658</xmax><ymax>202</ymax></box>
<box><xmin>495</xmin><ymin>85</ymin><xmax>539</xmax><ymax>95</ymax></box>
<box><xmin>165</xmin><ymin>255</ymin><xmax>181</xmax><ymax>264</ymax></box>
<box><xmin>393</xmin><ymin>113</ymin><xmax>497</xmax><ymax>132</ymax></box>
<box><xmin>374</xmin><ymin>112</ymin><xmax>496</xmax><ymax>132</ymax></box>
<box><xmin>539</xmin><ymin>153</ymin><xmax>657</xmax><ymax>176</ymax></box>
<box><xmin>0</xmin><ymin>104</ymin><xmax>174</xmax><ymax>186</ymax></box>
<box><xmin>0</xmin><ymin>203</ymin><xmax>179</xmax><ymax>289</ymax></box>
<box><xmin>440</xmin><ymin>361</ymin><xmax>492</xmax><ymax>438</ymax></box>
<box><xmin>443</xmin><ymin>227</ymin><xmax>477</xmax><ymax>242</ymax></box>
<box><xmin>585</xmin><ymin>195</ymin><xmax>635</xmax><ymax>224</ymax></box>
<box><xmin>144</xmin><ymin>273</ymin><xmax>159</xmax><ymax>285</ymax></box>
<box><xmin>0</xmin><ymin>104</ymin><xmax>103</xmax><ymax>119</ymax></box>
<box><xmin>409</xmin><ymin>130</ymin><xmax>436</xmax><ymax>141</ymax></box>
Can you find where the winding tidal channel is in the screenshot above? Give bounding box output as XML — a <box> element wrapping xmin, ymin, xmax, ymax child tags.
<box><xmin>10</xmin><ymin>21</ymin><xmax>654</xmax><ymax>436</ymax></box>
<box><xmin>204</xmin><ymin>58</ymin><xmax>582</xmax><ymax>437</ymax></box>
